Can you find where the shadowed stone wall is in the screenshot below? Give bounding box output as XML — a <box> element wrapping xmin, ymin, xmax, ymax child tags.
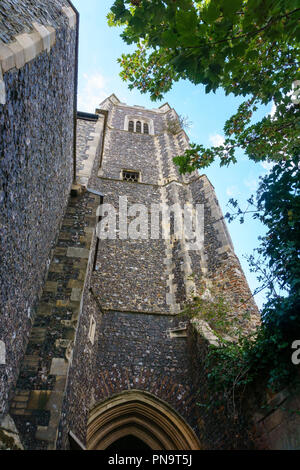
<box><xmin>9</xmin><ymin>189</ymin><xmax>99</xmax><ymax>450</ymax></box>
<box><xmin>0</xmin><ymin>1</ymin><xmax>76</xmax><ymax>418</ymax></box>
<box><xmin>59</xmin><ymin>309</ymin><xmax>199</xmax><ymax>449</ymax></box>
<box><xmin>253</xmin><ymin>383</ymin><xmax>300</xmax><ymax>450</ymax></box>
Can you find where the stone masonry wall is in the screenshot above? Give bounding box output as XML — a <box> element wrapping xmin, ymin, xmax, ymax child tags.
<box><xmin>9</xmin><ymin>189</ymin><xmax>99</xmax><ymax>449</ymax></box>
<box><xmin>0</xmin><ymin>1</ymin><xmax>76</xmax><ymax>418</ymax></box>
<box><xmin>92</xmin><ymin>179</ymin><xmax>170</xmax><ymax>314</ymax></box>
<box><xmin>253</xmin><ymin>383</ymin><xmax>300</xmax><ymax>450</ymax></box>
<box><xmin>187</xmin><ymin>321</ymin><xmax>255</xmax><ymax>449</ymax></box>
<box><xmin>188</xmin><ymin>319</ymin><xmax>300</xmax><ymax>450</ymax></box>
<box><xmin>0</xmin><ymin>0</ymin><xmax>72</xmax><ymax>44</ymax></box>
<box><xmin>76</xmin><ymin>116</ymin><xmax>104</xmax><ymax>187</ymax></box>
<box><xmin>60</xmin><ymin>310</ymin><xmax>199</xmax><ymax>448</ymax></box>
<box><xmin>89</xmin><ymin>96</ymin><xmax>259</xmax><ymax>327</ymax></box>
<box><xmin>189</xmin><ymin>176</ymin><xmax>259</xmax><ymax>331</ymax></box>
<box><xmin>58</xmin><ymin>95</ymin><xmax>260</xmax><ymax>449</ymax></box>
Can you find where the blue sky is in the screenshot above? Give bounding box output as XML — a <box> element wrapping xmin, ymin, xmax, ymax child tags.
<box><xmin>72</xmin><ymin>0</ymin><xmax>274</xmax><ymax>309</ymax></box>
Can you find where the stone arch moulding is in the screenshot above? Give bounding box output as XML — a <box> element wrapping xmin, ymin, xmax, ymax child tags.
<box><xmin>86</xmin><ymin>390</ymin><xmax>202</xmax><ymax>450</ymax></box>
<box><xmin>124</xmin><ymin>115</ymin><xmax>154</xmax><ymax>135</ymax></box>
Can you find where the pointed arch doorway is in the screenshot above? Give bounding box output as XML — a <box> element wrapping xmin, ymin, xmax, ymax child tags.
<box><xmin>87</xmin><ymin>390</ymin><xmax>201</xmax><ymax>450</ymax></box>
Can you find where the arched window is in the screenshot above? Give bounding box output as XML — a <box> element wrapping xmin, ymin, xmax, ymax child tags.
<box><xmin>124</xmin><ymin>116</ymin><xmax>153</xmax><ymax>134</ymax></box>
<box><xmin>128</xmin><ymin>121</ymin><xmax>134</xmax><ymax>132</ymax></box>
<box><xmin>136</xmin><ymin>121</ymin><xmax>141</xmax><ymax>133</ymax></box>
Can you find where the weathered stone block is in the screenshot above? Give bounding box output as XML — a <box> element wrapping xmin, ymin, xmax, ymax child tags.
<box><xmin>70</xmin><ymin>288</ymin><xmax>82</xmax><ymax>302</ymax></box>
<box><xmin>44</xmin><ymin>281</ymin><xmax>58</xmax><ymax>293</ymax></box>
<box><xmin>15</xmin><ymin>33</ymin><xmax>36</xmax><ymax>63</ymax></box>
<box><xmin>32</xmin><ymin>22</ymin><xmax>51</xmax><ymax>52</ymax></box>
<box><xmin>35</xmin><ymin>425</ymin><xmax>57</xmax><ymax>442</ymax></box>
<box><xmin>67</xmin><ymin>247</ymin><xmax>90</xmax><ymax>259</ymax></box>
<box><xmin>0</xmin><ymin>341</ymin><xmax>5</xmax><ymax>365</ymax></box>
<box><xmin>49</xmin><ymin>358</ymin><xmax>68</xmax><ymax>377</ymax></box>
<box><xmin>0</xmin><ymin>42</ymin><xmax>15</xmax><ymax>72</ymax></box>
<box><xmin>30</xmin><ymin>328</ymin><xmax>47</xmax><ymax>344</ymax></box>
<box><xmin>46</xmin><ymin>26</ymin><xmax>56</xmax><ymax>48</ymax></box>
<box><xmin>27</xmin><ymin>391</ymin><xmax>51</xmax><ymax>410</ymax></box>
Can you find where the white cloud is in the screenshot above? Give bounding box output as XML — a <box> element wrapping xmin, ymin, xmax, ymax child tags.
<box><xmin>78</xmin><ymin>73</ymin><xmax>108</xmax><ymax>113</ymax></box>
<box><xmin>270</xmin><ymin>103</ymin><xmax>276</xmax><ymax>117</ymax></box>
<box><xmin>209</xmin><ymin>133</ymin><xmax>225</xmax><ymax>147</ymax></box>
<box><xmin>267</xmin><ymin>83</ymin><xmax>297</xmax><ymax>119</ymax></box>
<box><xmin>260</xmin><ymin>161</ymin><xmax>275</xmax><ymax>171</ymax></box>
<box><xmin>267</xmin><ymin>101</ymin><xmax>277</xmax><ymax>118</ymax></box>
<box><xmin>244</xmin><ymin>177</ymin><xmax>258</xmax><ymax>192</ymax></box>
<box><xmin>226</xmin><ymin>185</ymin><xmax>240</xmax><ymax>197</ymax></box>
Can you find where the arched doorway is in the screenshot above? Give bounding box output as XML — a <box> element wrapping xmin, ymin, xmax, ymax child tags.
<box><xmin>87</xmin><ymin>390</ymin><xmax>201</xmax><ymax>450</ymax></box>
<box><xmin>106</xmin><ymin>435</ymin><xmax>151</xmax><ymax>450</ymax></box>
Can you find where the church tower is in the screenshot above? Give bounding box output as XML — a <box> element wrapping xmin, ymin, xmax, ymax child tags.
<box><xmin>56</xmin><ymin>94</ymin><xmax>259</xmax><ymax>450</ymax></box>
<box><xmin>5</xmin><ymin>93</ymin><xmax>259</xmax><ymax>450</ymax></box>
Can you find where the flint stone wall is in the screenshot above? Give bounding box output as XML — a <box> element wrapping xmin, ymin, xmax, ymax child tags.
<box><xmin>0</xmin><ymin>0</ymin><xmax>71</xmax><ymax>44</ymax></box>
<box><xmin>0</xmin><ymin>1</ymin><xmax>76</xmax><ymax>417</ymax></box>
<box><xmin>59</xmin><ymin>309</ymin><xmax>199</xmax><ymax>448</ymax></box>
<box><xmin>88</xmin><ymin>98</ymin><xmax>259</xmax><ymax>326</ymax></box>
<box><xmin>57</xmin><ymin>97</ymin><xmax>260</xmax><ymax>449</ymax></box>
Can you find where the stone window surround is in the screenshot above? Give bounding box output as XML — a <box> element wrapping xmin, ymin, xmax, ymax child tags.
<box><xmin>121</xmin><ymin>169</ymin><xmax>141</xmax><ymax>183</ymax></box>
<box><xmin>124</xmin><ymin>115</ymin><xmax>154</xmax><ymax>135</ymax></box>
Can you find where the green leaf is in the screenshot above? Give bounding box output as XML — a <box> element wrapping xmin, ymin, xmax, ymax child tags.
<box><xmin>232</xmin><ymin>42</ymin><xmax>248</xmax><ymax>57</ymax></box>
<box><xmin>202</xmin><ymin>2</ymin><xmax>220</xmax><ymax>23</ymax></box>
<box><xmin>161</xmin><ymin>30</ymin><xmax>178</xmax><ymax>48</ymax></box>
<box><xmin>176</xmin><ymin>9</ymin><xmax>198</xmax><ymax>35</ymax></box>
<box><xmin>220</xmin><ymin>0</ymin><xmax>244</xmax><ymax>16</ymax></box>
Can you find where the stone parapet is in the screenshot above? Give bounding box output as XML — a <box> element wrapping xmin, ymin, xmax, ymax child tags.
<box><xmin>0</xmin><ymin>1</ymin><xmax>77</xmax><ymax>105</ymax></box>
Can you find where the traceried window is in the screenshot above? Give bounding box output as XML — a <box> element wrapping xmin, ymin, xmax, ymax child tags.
<box><xmin>122</xmin><ymin>170</ymin><xmax>140</xmax><ymax>183</ymax></box>
<box><xmin>136</xmin><ymin>121</ymin><xmax>141</xmax><ymax>133</ymax></box>
<box><xmin>143</xmin><ymin>123</ymin><xmax>149</xmax><ymax>134</ymax></box>
<box><xmin>128</xmin><ymin>121</ymin><xmax>134</xmax><ymax>132</ymax></box>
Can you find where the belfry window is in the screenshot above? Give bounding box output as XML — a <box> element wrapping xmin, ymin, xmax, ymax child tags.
<box><xmin>124</xmin><ymin>116</ymin><xmax>153</xmax><ymax>134</ymax></box>
<box><xmin>136</xmin><ymin>121</ymin><xmax>141</xmax><ymax>133</ymax></box>
<box><xmin>122</xmin><ymin>170</ymin><xmax>140</xmax><ymax>183</ymax></box>
<box><xmin>128</xmin><ymin>121</ymin><xmax>134</xmax><ymax>132</ymax></box>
